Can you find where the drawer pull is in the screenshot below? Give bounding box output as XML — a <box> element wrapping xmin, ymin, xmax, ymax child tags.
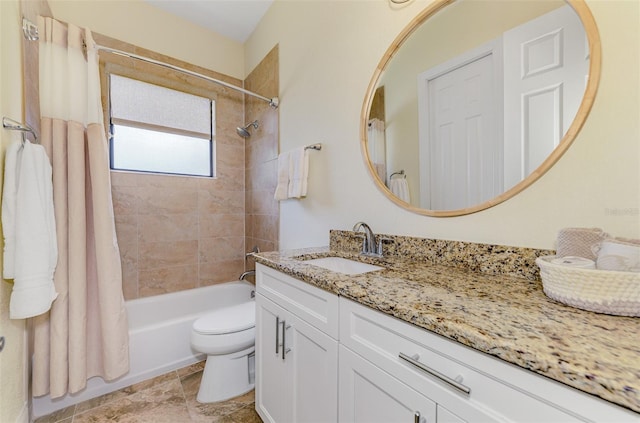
<box><xmin>414</xmin><ymin>411</ymin><xmax>421</xmax><ymax>423</ymax></box>
<box><xmin>399</xmin><ymin>352</ymin><xmax>471</xmax><ymax>395</ymax></box>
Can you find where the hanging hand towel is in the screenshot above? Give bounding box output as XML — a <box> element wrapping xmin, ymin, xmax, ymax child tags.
<box><xmin>389</xmin><ymin>178</ymin><xmax>410</xmax><ymax>203</ymax></box>
<box><xmin>288</xmin><ymin>147</ymin><xmax>309</xmax><ymax>199</ymax></box>
<box><xmin>2</xmin><ymin>141</ymin><xmax>58</xmax><ymax>319</ymax></box>
<box><xmin>2</xmin><ymin>141</ymin><xmax>18</xmax><ymax>279</ymax></box>
<box><xmin>274</xmin><ymin>151</ymin><xmax>291</xmax><ymax>201</ymax></box>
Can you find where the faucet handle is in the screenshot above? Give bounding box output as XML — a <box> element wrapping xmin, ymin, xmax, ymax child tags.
<box><xmin>376</xmin><ymin>237</ymin><xmax>394</xmax><ymax>256</ymax></box>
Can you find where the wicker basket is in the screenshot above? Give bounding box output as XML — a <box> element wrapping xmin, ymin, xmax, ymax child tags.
<box><xmin>536</xmin><ymin>256</ymin><xmax>640</xmax><ymax>317</ymax></box>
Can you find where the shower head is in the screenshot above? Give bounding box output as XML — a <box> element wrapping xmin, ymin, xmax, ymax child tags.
<box><xmin>236</xmin><ymin>120</ymin><xmax>259</xmax><ymax>138</ymax></box>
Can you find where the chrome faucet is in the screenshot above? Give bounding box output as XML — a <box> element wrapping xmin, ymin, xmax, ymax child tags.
<box><xmin>353</xmin><ymin>221</ymin><xmax>384</xmax><ymax>257</ymax></box>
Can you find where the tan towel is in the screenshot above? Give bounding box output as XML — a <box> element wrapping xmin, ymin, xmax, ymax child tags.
<box><xmin>556</xmin><ymin>227</ymin><xmax>608</xmax><ymax>260</ymax></box>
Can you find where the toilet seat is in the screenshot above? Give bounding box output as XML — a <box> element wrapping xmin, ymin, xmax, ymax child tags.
<box><xmin>193</xmin><ymin>301</ymin><xmax>255</xmax><ymax>335</ymax></box>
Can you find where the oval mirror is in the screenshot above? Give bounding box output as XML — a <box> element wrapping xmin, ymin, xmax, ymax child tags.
<box><xmin>361</xmin><ymin>0</ymin><xmax>600</xmax><ymax>216</ymax></box>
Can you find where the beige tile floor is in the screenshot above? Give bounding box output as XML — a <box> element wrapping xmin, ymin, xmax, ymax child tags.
<box><xmin>34</xmin><ymin>362</ymin><xmax>262</xmax><ymax>423</ymax></box>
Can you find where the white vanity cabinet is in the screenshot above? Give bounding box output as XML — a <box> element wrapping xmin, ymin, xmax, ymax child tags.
<box><xmin>339</xmin><ymin>298</ymin><xmax>638</xmax><ymax>423</ymax></box>
<box><xmin>339</xmin><ymin>344</ymin><xmax>438</xmax><ymax>423</ymax></box>
<box><xmin>255</xmin><ymin>264</ymin><xmax>339</xmax><ymax>423</ymax></box>
<box><xmin>339</xmin><ymin>299</ymin><xmax>500</xmax><ymax>423</ymax></box>
<box><xmin>256</xmin><ymin>265</ymin><xmax>639</xmax><ymax>423</ymax></box>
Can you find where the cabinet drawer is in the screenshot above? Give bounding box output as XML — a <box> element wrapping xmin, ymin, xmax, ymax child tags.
<box><xmin>256</xmin><ymin>264</ymin><xmax>339</xmax><ymax>339</ymax></box>
<box><xmin>339</xmin><ymin>345</ymin><xmax>436</xmax><ymax>423</ymax></box>
<box><xmin>340</xmin><ymin>298</ymin><xmax>595</xmax><ymax>423</ymax></box>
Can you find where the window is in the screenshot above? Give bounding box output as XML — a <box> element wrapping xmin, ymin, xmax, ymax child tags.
<box><xmin>109</xmin><ymin>74</ymin><xmax>215</xmax><ymax>177</ymax></box>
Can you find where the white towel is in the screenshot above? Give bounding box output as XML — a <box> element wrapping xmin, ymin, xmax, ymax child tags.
<box><xmin>274</xmin><ymin>147</ymin><xmax>310</xmax><ymax>201</ymax></box>
<box><xmin>389</xmin><ymin>178</ymin><xmax>410</xmax><ymax>203</ymax></box>
<box><xmin>274</xmin><ymin>151</ymin><xmax>291</xmax><ymax>201</ymax></box>
<box><xmin>288</xmin><ymin>147</ymin><xmax>309</xmax><ymax>199</ymax></box>
<box><xmin>2</xmin><ymin>140</ymin><xmax>58</xmax><ymax>319</ymax></box>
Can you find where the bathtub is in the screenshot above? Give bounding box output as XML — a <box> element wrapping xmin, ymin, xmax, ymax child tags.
<box><xmin>32</xmin><ymin>280</ymin><xmax>255</xmax><ymax>418</ymax></box>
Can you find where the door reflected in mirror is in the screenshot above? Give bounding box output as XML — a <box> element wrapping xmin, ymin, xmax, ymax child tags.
<box><xmin>363</xmin><ymin>0</ymin><xmax>600</xmax><ymax>216</ymax></box>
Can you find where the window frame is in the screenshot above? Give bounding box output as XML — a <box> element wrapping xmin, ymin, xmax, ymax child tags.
<box><xmin>100</xmin><ymin>57</ymin><xmax>218</xmax><ymax>179</ymax></box>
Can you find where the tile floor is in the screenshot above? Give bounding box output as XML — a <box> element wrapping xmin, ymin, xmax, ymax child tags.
<box><xmin>34</xmin><ymin>362</ymin><xmax>262</xmax><ymax>423</ymax></box>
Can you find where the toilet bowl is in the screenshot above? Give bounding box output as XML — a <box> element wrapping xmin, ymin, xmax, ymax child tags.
<box><xmin>190</xmin><ymin>300</ymin><xmax>256</xmax><ymax>403</ymax></box>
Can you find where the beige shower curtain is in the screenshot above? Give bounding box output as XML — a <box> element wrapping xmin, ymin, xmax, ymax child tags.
<box><xmin>32</xmin><ymin>16</ymin><xmax>129</xmax><ymax>398</ymax></box>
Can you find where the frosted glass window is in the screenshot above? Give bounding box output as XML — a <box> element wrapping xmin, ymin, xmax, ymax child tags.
<box><xmin>109</xmin><ymin>74</ymin><xmax>215</xmax><ymax>177</ymax></box>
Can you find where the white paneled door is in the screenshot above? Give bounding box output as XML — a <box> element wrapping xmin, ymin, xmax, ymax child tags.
<box><xmin>418</xmin><ymin>41</ymin><xmax>502</xmax><ymax>210</ymax></box>
<box><xmin>502</xmin><ymin>5</ymin><xmax>589</xmax><ymax>190</ymax></box>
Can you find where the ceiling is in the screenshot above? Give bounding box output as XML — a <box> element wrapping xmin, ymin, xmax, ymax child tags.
<box><xmin>143</xmin><ymin>0</ymin><xmax>274</xmax><ymax>43</ymax></box>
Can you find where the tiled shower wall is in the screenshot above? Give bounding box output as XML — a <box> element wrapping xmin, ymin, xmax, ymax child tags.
<box><xmin>245</xmin><ymin>46</ymin><xmax>280</xmax><ymax>265</ymax></box>
<box><xmin>26</xmin><ymin>27</ymin><xmax>278</xmax><ymax>300</ymax></box>
<box><xmin>108</xmin><ymin>41</ymin><xmax>279</xmax><ymax>300</ymax></box>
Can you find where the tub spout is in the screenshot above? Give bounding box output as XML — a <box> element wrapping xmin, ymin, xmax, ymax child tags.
<box><xmin>240</xmin><ymin>270</ymin><xmax>256</xmax><ymax>281</ymax></box>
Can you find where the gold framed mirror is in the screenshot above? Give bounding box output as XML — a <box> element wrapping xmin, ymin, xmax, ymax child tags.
<box><xmin>361</xmin><ymin>0</ymin><xmax>601</xmax><ymax>217</ymax></box>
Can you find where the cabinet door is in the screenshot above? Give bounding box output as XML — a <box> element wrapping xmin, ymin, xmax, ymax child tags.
<box><xmin>256</xmin><ymin>294</ymin><xmax>290</xmax><ymax>423</ymax></box>
<box><xmin>339</xmin><ymin>346</ymin><xmax>436</xmax><ymax>423</ymax></box>
<box><xmin>257</xmin><ymin>293</ymin><xmax>339</xmax><ymax>423</ymax></box>
<box><xmin>287</xmin><ymin>311</ymin><xmax>338</xmax><ymax>423</ymax></box>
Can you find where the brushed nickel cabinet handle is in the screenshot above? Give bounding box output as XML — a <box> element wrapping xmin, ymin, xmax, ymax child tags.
<box><xmin>399</xmin><ymin>352</ymin><xmax>471</xmax><ymax>395</ymax></box>
<box><xmin>281</xmin><ymin>320</ymin><xmax>286</xmax><ymax>360</ymax></box>
<box><xmin>414</xmin><ymin>411</ymin><xmax>421</xmax><ymax>423</ymax></box>
<box><xmin>275</xmin><ymin>316</ymin><xmax>280</xmax><ymax>354</ymax></box>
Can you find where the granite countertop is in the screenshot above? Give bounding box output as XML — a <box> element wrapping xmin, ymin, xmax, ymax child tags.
<box><xmin>253</xmin><ymin>247</ymin><xmax>640</xmax><ymax>414</ymax></box>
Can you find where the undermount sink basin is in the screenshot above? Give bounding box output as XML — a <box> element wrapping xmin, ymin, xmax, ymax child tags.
<box><xmin>303</xmin><ymin>257</ymin><xmax>384</xmax><ymax>275</ymax></box>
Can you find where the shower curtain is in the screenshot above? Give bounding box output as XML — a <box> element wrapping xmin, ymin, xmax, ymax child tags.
<box><xmin>32</xmin><ymin>16</ymin><xmax>129</xmax><ymax>398</ymax></box>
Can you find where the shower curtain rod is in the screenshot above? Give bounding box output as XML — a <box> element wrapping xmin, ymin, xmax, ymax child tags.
<box><xmin>22</xmin><ymin>17</ymin><xmax>279</xmax><ymax>108</ymax></box>
<box><xmin>96</xmin><ymin>46</ymin><xmax>279</xmax><ymax>108</ymax></box>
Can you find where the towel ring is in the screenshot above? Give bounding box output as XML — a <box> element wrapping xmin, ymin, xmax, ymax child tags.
<box><xmin>390</xmin><ymin>170</ymin><xmax>405</xmax><ymax>179</ymax></box>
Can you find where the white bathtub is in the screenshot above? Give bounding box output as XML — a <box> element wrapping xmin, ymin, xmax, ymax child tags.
<box><xmin>32</xmin><ymin>281</ymin><xmax>255</xmax><ymax>418</ymax></box>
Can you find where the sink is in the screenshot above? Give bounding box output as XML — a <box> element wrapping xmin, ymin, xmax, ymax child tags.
<box><xmin>303</xmin><ymin>257</ymin><xmax>384</xmax><ymax>275</ymax></box>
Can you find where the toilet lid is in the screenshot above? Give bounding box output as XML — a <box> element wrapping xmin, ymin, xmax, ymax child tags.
<box><xmin>193</xmin><ymin>301</ymin><xmax>255</xmax><ymax>335</ymax></box>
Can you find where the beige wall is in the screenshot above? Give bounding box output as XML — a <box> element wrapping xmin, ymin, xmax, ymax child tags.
<box><xmin>246</xmin><ymin>0</ymin><xmax>640</xmax><ymax>250</ymax></box>
<box><xmin>0</xmin><ymin>1</ymin><xmax>29</xmax><ymax>421</ymax></box>
<box><xmin>49</xmin><ymin>0</ymin><xmax>245</xmax><ymax>80</ymax></box>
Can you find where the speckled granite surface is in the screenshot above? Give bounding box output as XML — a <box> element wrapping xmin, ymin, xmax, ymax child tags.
<box><xmin>253</xmin><ymin>238</ymin><xmax>640</xmax><ymax>414</ymax></box>
<box><xmin>330</xmin><ymin>230</ymin><xmax>554</xmax><ymax>281</ymax></box>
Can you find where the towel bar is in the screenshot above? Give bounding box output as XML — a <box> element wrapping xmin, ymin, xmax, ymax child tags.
<box><xmin>305</xmin><ymin>143</ymin><xmax>322</xmax><ymax>151</ymax></box>
<box><xmin>2</xmin><ymin>117</ymin><xmax>38</xmax><ymax>144</ymax></box>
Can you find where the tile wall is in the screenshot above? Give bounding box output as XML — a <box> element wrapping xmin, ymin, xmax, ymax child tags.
<box><xmin>244</xmin><ymin>46</ymin><xmax>280</xmax><ymax>269</ymax></box>
<box><xmin>27</xmin><ymin>30</ymin><xmax>279</xmax><ymax>300</ymax></box>
<box><xmin>105</xmin><ymin>38</ymin><xmax>281</xmax><ymax>299</ymax></box>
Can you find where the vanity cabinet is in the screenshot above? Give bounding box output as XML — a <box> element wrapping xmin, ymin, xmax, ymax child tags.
<box><xmin>339</xmin><ymin>299</ymin><xmax>501</xmax><ymax>423</ymax></box>
<box><xmin>339</xmin><ymin>298</ymin><xmax>637</xmax><ymax>423</ymax></box>
<box><xmin>255</xmin><ymin>264</ymin><xmax>339</xmax><ymax>423</ymax></box>
<box><xmin>256</xmin><ymin>265</ymin><xmax>638</xmax><ymax>423</ymax></box>
<box><xmin>339</xmin><ymin>344</ymin><xmax>438</xmax><ymax>423</ymax></box>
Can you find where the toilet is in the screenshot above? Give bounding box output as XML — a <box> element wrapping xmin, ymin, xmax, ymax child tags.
<box><xmin>190</xmin><ymin>300</ymin><xmax>256</xmax><ymax>403</ymax></box>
